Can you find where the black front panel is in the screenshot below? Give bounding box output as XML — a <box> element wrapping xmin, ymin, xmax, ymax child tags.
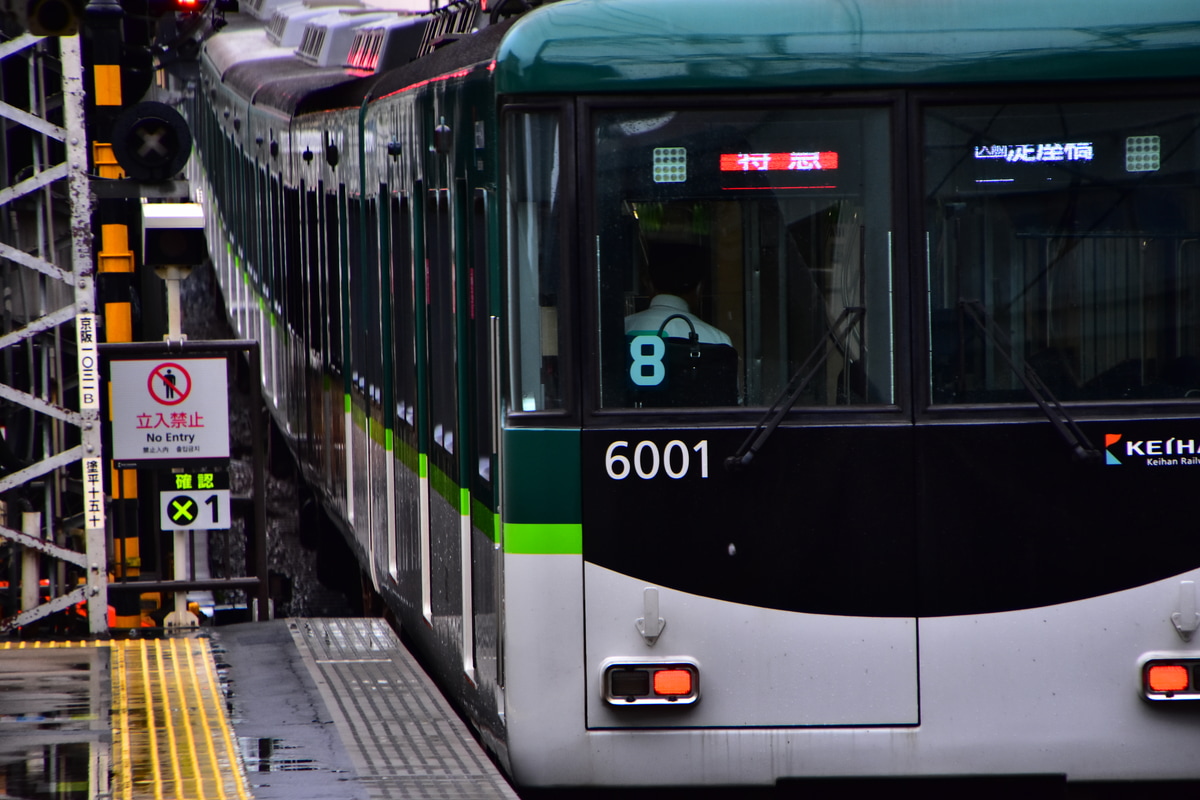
<box><xmin>581</xmin><ymin>425</ymin><xmax>918</xmax><ymax>617</ymax></box>
<box><xmin>918</xmin><ymin>418</ymin><xmax>1200</xmax><ymax>617</ymax></box>
<box><xmin>584</xmin><ymin>418</ymin><xmax>1200</xmax><ymax>618</ymax></box>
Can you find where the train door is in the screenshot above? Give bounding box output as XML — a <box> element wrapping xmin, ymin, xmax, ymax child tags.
<box><xmin>414</xmin><ymin>165</ymin><xmax>499</xmax><ymax>684</ymax></box>
<box><xmin>387</xmin><ymin>187</ymin><xmax>421</xmax><ymax>595</ymax></box>
<box><xmin>302</xmin><ymin>183</ymin><xmax>322</xmax><ymax>472</ymax></box>
<box><xmin>452</xmin><ymin>180</ymin><xmax>477</xmax><ymax>680</ymax></box>
<box><xmin>375</xmin><ymin>184</ymin><xmax>398</xmax><ymax>585</ymax></box>
<box><xmin>361</xmin><ymin>190</ymin><xmax>388</xmax><ymax>584</ymax></box>
<box><xmin>468</xmin><ymin>185</ymin><xmax>503</xmax><ymax>695</ymax></box>
<box><xmin>422</xmin><ymin>186</ymin><xmax>466</xmax><ymax>642</ymax></box>
<box><xmin>328</xmin><ymin>183</ymin><xmax>350</xmax><ymax>520</ymax></box>
<box><xmin>346</xmin><ymin>182</ymin><xmax>372</xmax><ymax>557</ymax></box>
<box><xmin>316</xmin><ymin>181</ymin><xmax>342</xmax><ymax>515</ymax></box>
<box><xmin>579</xmin><ymin>101</ymin><xmax>919</xmax><ymax>728</ymax></box>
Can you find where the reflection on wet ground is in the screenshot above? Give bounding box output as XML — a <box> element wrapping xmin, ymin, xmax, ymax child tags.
<box><xmin>239</xmin><ymin>737</ymin><xmax>318</xmax><ymax>773</ymax></box>
<box><xmin>0</xmin><ymin>644</ymin><xmax>108</xmax><ymax>799</ymax></box>
<box><xmin>0</xmin><ymin>638</ymin><xmax>252</xmax><ymax>800</ymax></box>
<box><xmin>0</xmin><ymin>638</ymin><xmax>340</xmax><ymax>799</ymax></box>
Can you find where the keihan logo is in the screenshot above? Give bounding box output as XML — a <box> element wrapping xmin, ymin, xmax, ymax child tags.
<box><xmin>1105</xmin><ymin>433</ymin><xmax>1122</xmax><ymax>465</ymax></box>
<box><xmin>1104</xmin><ymin>433</ymin><xmax>1200</xmax><ymax>466</ymax></box>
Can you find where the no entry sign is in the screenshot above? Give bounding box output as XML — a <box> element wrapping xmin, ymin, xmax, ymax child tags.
<box><xmin>110</xmin><ymin>357</ymin><xmax>230</xmax><ymax>464</ymax></box>
<box><xmin>147</xmin><ymin>362</ymin><xmax>192</xmax><ymax>404</ymax></box>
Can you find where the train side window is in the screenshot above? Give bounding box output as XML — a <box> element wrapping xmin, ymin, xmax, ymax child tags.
<box><xmin>272</xmin><ymin>175</ymin><xmax>284</xmax><ymax>314</ymax></box>
<box><xmin>365</xmin><ymin>196</ymin><xmax>382</xmax><ymax>402</ymax></box>
<box><xmin>256</xmin><ymin>167</ymin><xmax>268</xmax><ymax>279</ymax></box>
<box><xmin>925</xmin><ymin>98</ymin><xmax>1200</xmax><ymax>405</ymax></box>
<box><xmin>591</xmin><ymin>105</ymin><xmax>895</xmax><ymax>409</ymax></box>
<box><xmin>472</xmin><ymin>189</ymin><xmax>494</xmax><ymax>490</ymax></box>
<box><xmin>234</xmin><ymin>148</ymin><xmax>246</xmax><ymax>256</ymax></box>
<box><xmin>305</xmin><ymin>186</ymin><xmax>321</xmax><ymax>356</ymax></box>
<box><xmin>427</xmin><ymin>189</ymin><xmax>458</xmax><ymax>455</ymax></box>
<box><xmin>285</xmin><ymin>184</ymin><xmax>302</xmax><ymax>333</ymax></box>
<box><xmin>324</xmin><ymin>187</ymin><xmax>342</xmax><ymax>370</ymax></box>
<box><xmin>390</xmin><ymin>194</ymin><xmax>416</xmax><ymax>434</ymax></box>
<box><xmin>349</xmin><ymin>195</ymin><xmax>365</xmax><ymax>394</ymax></box>
<box><xmin>503</xmin><ymin>110</ymin><xmax>566</xmax><ymax>413</ymax></box>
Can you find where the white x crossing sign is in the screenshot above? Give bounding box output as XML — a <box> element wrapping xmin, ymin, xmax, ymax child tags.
<box><xmin>160</xmin><ymin>489</ymin><xmax>231</xmax><ymax>531</ymax></box>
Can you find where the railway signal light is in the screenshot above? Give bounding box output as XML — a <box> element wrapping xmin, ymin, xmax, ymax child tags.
<box><xmin>129</xmin><ymin>0</ymin><xmax>237</xmax><ymax>16</ymax></box>
<box><xmin>120</xmin><ymin>0</ymin><xmax>203</xmax><ymax>17</ymax></box>
<box><xmin>110</xmin><ymin>100</ymin><xmax>192</xmax><ymax>183</ymax></box>
<box><xmin>2</xmin><ymin>0</ymin><xmax>85</xmax><ymax>35</ymax></box>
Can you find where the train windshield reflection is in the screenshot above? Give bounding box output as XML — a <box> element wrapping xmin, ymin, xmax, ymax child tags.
<box><xmin>926</xmin><ymin>99</ymin><xmax>1200</xmax><ymax>404</ymax></box>
<box><xmin>592</xmin><ymin>106</ymin><xmax>895</xmax><ymax>409</ymax></box>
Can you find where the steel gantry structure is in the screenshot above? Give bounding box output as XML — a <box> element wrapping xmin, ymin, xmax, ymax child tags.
<box><xmin>0</xmin><ymin>30</ymin><xmax>108</xmax><ymax>634</ymax></box>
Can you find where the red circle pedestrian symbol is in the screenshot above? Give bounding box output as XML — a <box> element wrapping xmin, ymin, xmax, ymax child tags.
<box><xmin>148</xmin><ymin>362</ymin><xmax>192</xmax><ymax>405</ymax></box>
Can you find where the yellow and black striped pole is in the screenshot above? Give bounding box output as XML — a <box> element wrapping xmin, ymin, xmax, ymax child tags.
<box><xmin>85</xmin><ymin>0</ymin><xmax>146</xmax><ymax>626</ymax></box>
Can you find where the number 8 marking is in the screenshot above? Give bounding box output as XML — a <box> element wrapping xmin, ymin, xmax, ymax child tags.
<box><xmin>629</xmin><ymin>335</ymin><xmax>665</xmax><ymax>386</ymax></box>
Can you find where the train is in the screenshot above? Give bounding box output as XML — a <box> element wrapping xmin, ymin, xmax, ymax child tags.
<box><xmin>178</xmin><ymin>0</ymin><xmax>1200</xmax><ymax>788</ymax></box>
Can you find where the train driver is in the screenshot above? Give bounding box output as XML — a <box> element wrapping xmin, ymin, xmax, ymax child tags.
<box><xmin>624</xmin><ymin>243</ymin><xmax>732</xmax><ymax>345</ymax></box>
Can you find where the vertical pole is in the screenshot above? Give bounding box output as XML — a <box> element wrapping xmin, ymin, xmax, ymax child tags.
<box><xmin>173</xmin><ymin>529</ymin><xmax>189</xmax><ymax>618</ymax></box>
<box><xmin>159</xmin><ymin>266</ymin><xmax>191</xmax><ymax>623</ymax></box>
<box><xmin>158</xmin><ymin>266</ymin><xmax>189</xmax><ymax>343</ymax></box>
<box><xmin>250</xmin><ymin>343</ymin><xmax>270</xmax><ymax>619</ymax></box>
<box><xmin>63</xmin><ymin>34</ymin><xmax>109</xmax><ymax>634</ymax></box>
<box><xmin>21</xmin><ymin>512</ymin><xmax>41</xmax><ymax>613</ymax></box>
<box><xmin>88</xmin><ymin>0</ymin><xmax>141</xmax><ymax>626</ymax></box>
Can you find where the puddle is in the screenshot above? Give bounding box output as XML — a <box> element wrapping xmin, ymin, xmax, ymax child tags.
<box><xmin>0</xmin><ymin>648</ymin><xmax>109</xmax><ymax>799</ymax></box>
<box><xmin>239</xmin><ymin>737</ymin><xmax>319</xmax><ymax>772</ymax></box>
<box><xmin>0</xmin><ymin>741</ymin><xmax>96</xmax><ymax>799</ymax></box>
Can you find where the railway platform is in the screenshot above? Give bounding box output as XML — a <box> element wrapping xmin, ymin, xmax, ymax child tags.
<box><xmin>0</xmin><ymin>618</ymin><xmax>519</xmax><ymax>800</ymax></box>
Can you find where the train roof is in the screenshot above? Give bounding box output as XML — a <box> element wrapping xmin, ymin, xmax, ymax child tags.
<box><xmin>201</xmin><ymin>3</ymin><xmax>509</xmax><ymax>116</ymax></box>
<box><xmin>495</xmin><ymin>0</ymin><xmax>1200</xmax><ymax>95</ymax></box>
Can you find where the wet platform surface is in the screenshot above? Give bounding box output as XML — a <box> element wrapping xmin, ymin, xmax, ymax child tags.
<box><xmin>0</xmin><ymin>619</ymin><xmax>518</xmax><ymax>800</ymax></box>
<box><xmin>1</xmin><ymin>637</ymin><xmax>248</xmax><ymax>800</ymax></box>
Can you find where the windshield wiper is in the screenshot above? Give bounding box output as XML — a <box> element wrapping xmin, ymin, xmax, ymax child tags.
<box><xmin>725</xmin><ymin>306</ymin><xmax>865</xmax><ymax>473</ymax></box>
<box><xmin>959</xmin><ymin>299</ymin><xmax>1100</xmax><ymax>464</ymax></box>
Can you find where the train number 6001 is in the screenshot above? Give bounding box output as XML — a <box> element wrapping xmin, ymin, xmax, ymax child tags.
<box><xmin>605</xmin><ymin>440</ymin><xmax>709</xmax><ymax>480</ymax></box>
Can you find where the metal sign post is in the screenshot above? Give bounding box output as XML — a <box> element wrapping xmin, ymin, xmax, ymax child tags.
<box><xmin>101</xmin><ymin>339</ymin><xmax>269</xmax><ymax>620</ymax></box>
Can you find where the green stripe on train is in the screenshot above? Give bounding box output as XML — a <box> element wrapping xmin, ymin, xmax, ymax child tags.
<box><xmin>504</xmin><ymin>523</ymin><xmax>582</xmax><ymax>555</ymax></box>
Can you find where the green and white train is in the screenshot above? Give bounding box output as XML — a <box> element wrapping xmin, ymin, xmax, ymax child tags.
<box><xmin>189</xmin><ymin>0</ymin><xmax>1200</xmax><ymax>787</ymax></box>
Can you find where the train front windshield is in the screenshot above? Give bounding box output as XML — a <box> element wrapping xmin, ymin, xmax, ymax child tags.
<box><xmin>926</xmin><ymin>99</ymin><xmax>1200</xmax><ymax>405</ymax></box>
<box><xmin>591</xmin><ymin>107</ymin><xmax>896</xmax><ymax>410</ymax></box>
<box><xmin>506</xmin><ymin>98</ymin><xmax>1200</xmax><ymax>416</ymax></box>
<box><xmin>585</xmin><ymin>99</ymin><xmax>1200</xmax><ymax>412</ymax></box>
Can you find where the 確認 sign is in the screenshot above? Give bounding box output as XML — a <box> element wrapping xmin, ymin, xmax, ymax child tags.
<box><xmin>110</xmin><ymin>357</ymin><xmax>230</xmax><ymax>464</ymax></box>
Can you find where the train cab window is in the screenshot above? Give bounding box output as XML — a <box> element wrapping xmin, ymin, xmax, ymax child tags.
<box><xmin>925</xmin><ymin>98</ymin><xmax>1200</xmax><ymax>405</ymax></box>
<box><xmin>591</xmin><ymin>106</ymin><xmax>895</xmax><ymax>409</ymax></box>
<box><xmin>504</xmin><ymin>110</ymin><xmax>567</xmax><ymax>413</ymax></box>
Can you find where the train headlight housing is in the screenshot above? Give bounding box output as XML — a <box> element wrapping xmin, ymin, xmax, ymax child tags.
<box><xmin>602</xmin><ymin>660</ymin><xmax>699</xmax><ymax>706</ymax></box>
<box><xmin>1140</xmin><ymin>656</ymin><xmax>1200</xmax><ymax>700</ymax></box>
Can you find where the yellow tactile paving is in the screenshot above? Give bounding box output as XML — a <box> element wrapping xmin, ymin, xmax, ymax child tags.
<box><xmin>1</xmin><ymin>638</ymin><xmax>251</xmax><ymax>800</ymax></box>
